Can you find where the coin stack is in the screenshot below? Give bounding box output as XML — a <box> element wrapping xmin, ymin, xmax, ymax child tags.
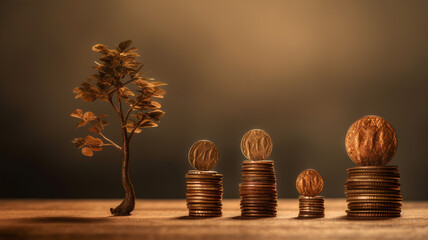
<box><xmin>296</xmin><ymin>169</ymin><xmax>325</xmax><ymax>218</ymax></box>
<box><xmin>239</xmin><ymin>129</ymin><xmax>278</xmax><ymax>217</ymax></box>
<box><xmin>344</xmin><ymin>115</ymin><xmax>401</xmax><ymax>219</ymax></box>
<box><xmin>186</xmin><ymin>140</ymin><xmax>223</xmax><ymax>217</ymax></box>
<box><xmin>298</xmin><ymin>196</ymin><xmax>325</xmax><ymax>218</ymax></box>
<box><xmin>186</xmin><ymin>170</ymin><xmax>223</xmax><ymax>217</ymax></box>
<box><xmin>345</xmin><ymin>166</ymin><xmax>402</xmax><ymax>219</ymax></box>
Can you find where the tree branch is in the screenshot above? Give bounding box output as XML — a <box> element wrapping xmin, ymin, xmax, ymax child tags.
<box><xmin>116</xmin><ymin>89</ymin><xmax>128</xmax><ymax>142</ymax></box>
<box><xmin>108</xmin><ymin>96</ymin><xmax>119</xmax><ymax>113</ymax></box>
<box><xmin>123</xmin><ymin>64</ymin><xmax>144</xmax><ymax>86</ymax></box>
<box><xmin>123</xmin><ymin>77</ymin><xmax>138</xmax><ymax>86</ymax></box>
<box><xmin>88</xmin><ymin>122</ymin><xmax>122</xmax><ymax>151</ymax></box>
<box><xmin>128</xmin><ymin>116</ymin><xmax>146</xmax><ymax>141</ymax></box>
<box><xmin>124</xmin><ymin>95</ymin><xmax>144</xmax><ymax>122</ymax></box>
<box><xmin>99</xmin><ymin>132</ymin><xmax>122</xmax><ymax>151</ymax></box>
<box><xmin>124</xmin><ymin>107</ymin><xmax>133</xmax><ymax>123</ymax></box>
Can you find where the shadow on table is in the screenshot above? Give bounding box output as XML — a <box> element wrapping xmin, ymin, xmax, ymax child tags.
<box><xmin>173</xmin><ymin>215</ymin><xmax>277</xmax><ymax>220</ymax></box>
<box><xmin>14</xmin><ymin>216</ymin><xmax>109</xmax><ymax>224</ymax></box>
<box><xmin>287</xmin><ymin>216</ymin><xmax>349</xmax><ymax>221</ymax></box>
<box><xmin>172</xmin><ymin>215</ymin><xmax>223</xmax><ymax>220</ymax></box>
<box><xmin>329</xmin><ymin>215</ymin><xmax>400</xmax><ymax>221</ymax></box>
<box><xmin>230</xmin><ymin>216</ymin><xmax>277</xmax><ymax>220</ymax></box>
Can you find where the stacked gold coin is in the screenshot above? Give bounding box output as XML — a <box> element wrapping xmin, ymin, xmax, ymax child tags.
<box><xmin>298</xmin><ymin>196</ymin><xmax>325</xmax><ymax>218</ymax></box>
<box><xmin>345</xmin><ymin>116</ymin><xmax>401</xmax><ymax>219</ymax></box>
<box><xmin>186</xmin><ymin>140</ymin><xmax>223</xmax><ymax>217</ymax></box>
<box><xmin>186</xmin><ymin>170</ymin><xmax>223</xmax><ymax>217</ymax></box>
<box><xmin>345</xmin><ymin>166</ymin><xmax>402</xmax><ymax>219</ymax></box>
<box><xmin>239</xmin><ymin>129</ymin><xmax>277</xmax><ymax>217</ymax></box>
<box><xmin>296</xmin><ymin>169</ymin><xmax>325</xmax><ymax>218</ymax></box>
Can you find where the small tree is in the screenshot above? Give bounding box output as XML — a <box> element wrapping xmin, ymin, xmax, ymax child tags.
<box><xmin>71</xmin><ymin>40</ymin><xmax>166</xmax><ymax>216</ymax></box>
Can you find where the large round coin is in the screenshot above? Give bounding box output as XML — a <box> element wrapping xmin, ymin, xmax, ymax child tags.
<box><xmin>241</xmin><ymin>129</ymin><xmax>273</xmax><ymax>160</ymax></box>
<box><xmin>296</xmin><ymin>169</ymin><xmax>324</xmax><ymax>197</ymax></box>
<box><xmin>345</xmin><ymin>115</ymin><xmax>397</xmax><ymax>166</ymax></box>
<box><xmin>188</xmin><ymin>140</ymin><xmax>219</xmax><ymax>171</ymax></box>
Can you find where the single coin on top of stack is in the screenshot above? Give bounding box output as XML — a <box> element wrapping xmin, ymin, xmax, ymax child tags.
<box><xmin>186</xmin><ymin>140</ymin><xmax>223</xmax><ymax>217</ymax></box>
<box><xmin>296</xmin><ymin>169</ymin><xmax>325</xmax><ymax>218</ymax></box>
<box><xmin>239</xmin><ymin>129</ymin><xmax>278</xmax><ymax>217</ymax></box>
<box><xmin>344</xmin><ymin>115</ymin><xmax>402</xmax><ymax>220</ymax></box>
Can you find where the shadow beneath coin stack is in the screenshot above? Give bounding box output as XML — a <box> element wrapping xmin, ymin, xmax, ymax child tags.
<box><xmin>293</xmin><ymin>217</ymin><xmax>313</xmax><ymax>220</ymax></box>
<box><xmin>327</xmin><ymin>215</ymin><xmax>392</xmax><ymax>221</ymax></box>
<box><xmin>230</xmin><ymin>216</ymin><xmax>276</xmax><ymax>220</ymax></box>
<box><xmin>172</xmin><ymin>215</ymin><xmax>222</xmax><ymax>220</ymax></box>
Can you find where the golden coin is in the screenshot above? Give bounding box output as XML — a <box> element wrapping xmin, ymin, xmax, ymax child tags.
<box><xmin>241</xmin><ymin>129</ymin><xmax>273</xmax><ymax>160</ymax></box>
<box><xmin>296</xmin><ymin>169</ymin><xmax>324</xmax><ymax>197</ymax></box>
<box><xmin>188</xmin><ymin>140</ymin><xmax>219</xmax><ymax>171</ymax></box>
<box><xmin>345</xmin><ymin>115</ymin><xmax>397</xmax><ymax>166</ymax></box>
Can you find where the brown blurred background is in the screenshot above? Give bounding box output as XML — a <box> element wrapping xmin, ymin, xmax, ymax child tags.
<box><xmin>0</xmin><ymin>0</ymin><xmax>427</xmax><ymax>200</ymax></box>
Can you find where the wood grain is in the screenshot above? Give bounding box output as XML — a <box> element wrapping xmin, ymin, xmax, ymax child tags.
<box><xmin>0</xmin><ymin>199</ymin><xmax>427</xmax><ymax>240</ymax></box>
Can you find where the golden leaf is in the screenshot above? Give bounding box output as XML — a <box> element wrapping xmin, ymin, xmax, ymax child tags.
<box><xmin>74</xmin><ymin>82</ymin><xmax>100</xmax><ymax>102</ymax></box>
<box><xmin>125</xmin><ymin>122</ymin><xmax>135</xmax><ymax>133</ymax></box>
<box><xmin>148</xmin><ymin>110</ymin><xmax>165</xmax><ymax>121</ymax></box>
<box><xmin>135</xmin><ymin>80</ymin><xmax>166</xmax><ymax>89</ymax></box>
<box><xmin>72</xmin><ymin>138</ymin><xmax>86</xmax><ymax>149</ymax></box>
<box><xmin>87</xmin><ymin>74</ymin><xmax>100</xmax><ymax>81</ymax></box>
<box><xmin>84</xmin><ymin>135</ymin><xmax>96</xmax><ymax>143</ymax></box>
<box><xmin>117</xmin><ymin>40</ymin><xmax>132</xmax><ymax>52</ymax></box>
<box><xmin>74</xmin><ymin>93</ymin><xmax>83</xmax><ymax>99</ymax></box>
<box><xmin>76</xmin><ymin>121</ymin><xmax>87</xmax><ymax>128</ymax></box>
<box><xmin>84</xmin><ymin>135</ymin><xmax>103</xmax><ymax>146</ymax></box>
<box><xmin>81</xmin><ymin>147</ymin><xmax>93</xmax><ymax>157</ymax></box>
<box><xmin>81</xmin><ymin>93</ymin><xmax>97</xmax><ymax>102</ymax></box>
<box><xmin>135</xmin><ymin>80</ymin><xmax>149</xmax><ymax>87</ymax></box>
<box><xmin>93</xmin><ymin>138</ymin><xmax>103</xmax><ymax>146</ymax></box>
<box><xmin>73</xmin><ymin>87</ymin><xmax>81</xmax><ymax>93</ymax></box>
<box><xmin>127</xmin><ymin>47</ymin><xmax>138</xmax><ymax>52</ymax></box>
<box><xmin>152</xmin><ymin>88</ymin><xmax>166</xmax><ymax>98</ymax></box>
<box><xmin>89</xmin><ymin>126</ymin><xmax>100</xmax><ymax>134</ymax></box>
<box><xmin>124</xmin><ymin>52</ymin><xmax>140</xmax><ymax>57</ymax></box>
<box><xmin>125</xmin><ymin>121</ymin><xmax>142</xmax><ymax>133</ymax></box>
<box><xmin>150</xmin><ymin>81</ymin><xmax>167</xmax><ymax>87</ymax></box>
<box><xmin>70</xmin><ymin>109</ymin><xmax>83</xmax><ymax>118</ymax></box>
<box><xmin>90</xmin><ymin>145</ymin><xmax>102</xmax><ymax>151</ymax></box>
<box><xmin>83</xmin><ymin>112</ymin><xmax>97</xmax><ymax>122</ymax></box>
<box><xmin>98</xmin><ymin>119</ymin><xmax>108</xmax><ymax>128</ymax></box>
<box><xmin>92</xmin><ymin>44</ymin><xmax>109</xmax><ymax>54</ymax></box>
<box><xmin>140</xmin><ymin>120</ymin><xmax>158</xmax><ymax>128</ymax></box>
<box><xmin>145</xmin><ymin>101</ymin><xmax>161</xmax><ymax>109</ymax></box>
<box><xmin>119</xmin><ymin>87</ymin><xmax>135</xmax><ymax>97</ymax></box>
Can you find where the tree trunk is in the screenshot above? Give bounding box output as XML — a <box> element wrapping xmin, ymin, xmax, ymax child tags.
<box><xmin>110</xmin><ymin>140</ymin><xmax>135</xmax><ymax>216</ymax></box>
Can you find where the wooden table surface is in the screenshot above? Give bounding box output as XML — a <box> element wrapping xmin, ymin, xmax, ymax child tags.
<box><xmin>0</xmin><ymin>199</ymin><xmax>427</xmax><ymax>240</ymax></box>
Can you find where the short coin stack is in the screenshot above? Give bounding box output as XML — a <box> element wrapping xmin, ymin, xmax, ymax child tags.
<box><xmin>186</xmin><ymin>170</ymin><xmax>223</xmax><ymax>217</ymax></box>
<box><xmin>296</xmin><ymin>169</ymin><xmax>325</xmax><ymax>218</ymax></box>
<box><xmin>345</xmin><ymin>166</ymin><xmax>402</xmax><ymax>219</ymax></box>
<box><xmin>239</xmin><ymin>129</ymin><xmax>277</xmax><ymax>217</ymax></box>
<box><xmin>186</xmin><ymin>140</ymin><xmax>223</xmax><ymax>217</ymax></box>
<box><xmin>345</xmin><ymin>115</ymin><xmax>401</xmax><ymax>219</ymax></box>
<box><xmin>298</xmin><ymin>196</ymin><xmax>325</xmax><ymax>218</ymax></box>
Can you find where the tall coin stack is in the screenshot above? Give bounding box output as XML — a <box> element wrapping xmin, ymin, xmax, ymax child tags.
<box><xmin>296</xmin><ymin>169</ymin><xmax>325</xmax><ymax>218</ymax></box>
<box><xmin>239</xmin><ymin>129</ymin><xmax>278</xmax><ymax>217</ymax></box>
<box><xmin>186</xmin><ymin>140</ymin><xmax>223</xmax><ymax>217</ymax></box>
<box><xmin>345</xmin><ymin>115</ymin><xmax>401</xmax><ymax>219</ymax></box>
